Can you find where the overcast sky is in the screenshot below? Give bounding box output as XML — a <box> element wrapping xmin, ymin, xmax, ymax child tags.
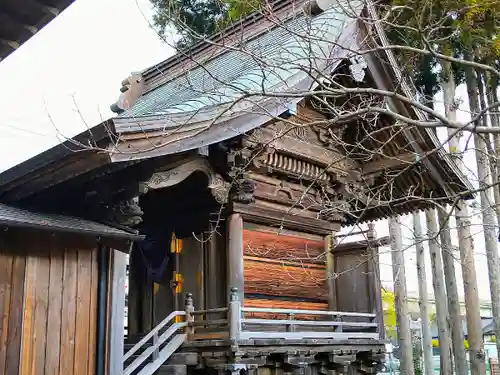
<box><xmin>0</xmin><ymin>0</ymin><xmax>495</xmax><ymax>303</ymax></box>
<box><xmin>0</xmin><ymin>0</ymin><xmax>173</xmax><ymax>172</ymax></box>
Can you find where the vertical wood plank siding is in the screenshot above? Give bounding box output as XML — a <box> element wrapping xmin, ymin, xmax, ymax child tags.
<box><xmin>0</xmin><ymin>231</ymin><xmax>99</xmax><ymax>375</ymax></box>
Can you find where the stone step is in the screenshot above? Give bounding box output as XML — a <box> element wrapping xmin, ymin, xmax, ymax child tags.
<box><xmin>156</xmin><ymin>364</ymin><xmax>187</xmax><ymax>375</ymax></box>
<box><xmin>125</xmin><ymin>352</ymin><xmax>197</xmax><ymax>366</ymax></box>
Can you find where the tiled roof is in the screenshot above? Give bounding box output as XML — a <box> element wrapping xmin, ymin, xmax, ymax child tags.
<box><xmin>0</xmin><ymin>203</ymin><xmax>142</xmax><ymax>241</ymax></box>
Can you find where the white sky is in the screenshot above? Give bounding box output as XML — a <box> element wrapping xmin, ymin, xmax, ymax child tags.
<box><xmin>0</xmin><ymin>0</ymin><xmax>174</xmax><ymax>171</ymax></box>
<box><xmin>0</xmin><ymin>0</ymin><xmax>497</xmax><ymax>303</ymax></box>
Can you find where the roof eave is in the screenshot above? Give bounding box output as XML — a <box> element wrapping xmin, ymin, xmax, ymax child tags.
<box><xmin>360</xmin><ymin>7</ymin><xmax>474</xmax><ymax>201</ymax></box>
<box><xmin>0</xmin><ymin>120</ymin><xmax>116</xmax><ymax>192</ymax></box>
<box><xmin>0</xmin><ymin>0</ymin><xmax>75</xmax><ymax>61</ymax></box>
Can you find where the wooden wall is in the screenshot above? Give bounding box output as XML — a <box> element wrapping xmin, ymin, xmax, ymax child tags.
<box><xmin>0</xmin><ymin>230</ymin><xmax>98</xmax><ymax>375</ymax></box>
<box><xmin>334</xmin><ymin>248</ymin><xmax>375</xmax><ymax>314</ymax></box>
<box><xmin>243</xmin><ymin>224</ymin><xmax>381</xmax><ymax>317</ymax></box>
<box><xmin>243</xmin><ymin>225</ymin><xmax>328</xmax><ymax>311</ymax></box>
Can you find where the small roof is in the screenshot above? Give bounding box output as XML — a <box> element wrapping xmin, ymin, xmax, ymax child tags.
<box><xmin>0</xmin><ymin>202</ymin><xmax>142</xmax><ymax>241</ymax></box>
<box><xmin>0</xmin><ymin>0</ymin><xmax>75</xmax><ymax>61</ymax></box>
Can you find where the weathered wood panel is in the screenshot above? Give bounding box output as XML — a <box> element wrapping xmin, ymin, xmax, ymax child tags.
<box><xmin>243</xmin><ymin>228</ymin><xmax>324</xmax><ymax>264</ymax></box>
<box><xmin>0</xmin><ymin>245</ymin><xmax>14</xmax><ymax>375</ymax></box>
<box><xmin>243</xmin><ymin>227</ymin><xmax>328</xmax><ymax>306</ymax></box>
<box><xmin>243</xmin><ymin>226</ymin><xmax>380</xmax><ymax>319</ymax></box>
<box><xmin>0</xmin><ymin>230</ymin><xmax>99</xmax><ymax>375</ymax></box>
<box><xmin>244</xmin><ymin>257</ymin><xmax>326</xmax><ymax>300</ymax></box>
<box><xmin>60</xmin><ymin>247</ymin><xmax>78</xmax><ymax>374</ymax></box>
<box><xmin>45</xmin><ymin>244</ymin><xmax>64</xmax><ymax>375</ymax></box>
<box><xmin>334</xmin><ymin>250</ymin><xmax>372</xmax><ymax>313</ymax></box>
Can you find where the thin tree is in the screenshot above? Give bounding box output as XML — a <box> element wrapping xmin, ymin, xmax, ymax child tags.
<box><xmin>437</xmin><ymin>209</ymin><xmax>468</xmax><ymax>375</ymax></box>
<box><xmin>389</xmin><ymin>217</ymin><xmax>415</xmax><ymax>375</ymax></box>
<box><xmin>413</xmin><ymin>212</ymin><xmax>434</xmax><ymax>375</ymax></box>
<box><xmin>425</xmin><ymin>209</ymin><xmax>453</xmax><ymax>375</ymax></box>
<box><xmin>484</xmin><ymin>72</ymin><xmax>500</xmax><ymax>226</ymax></box>
<box><xmin>442</xmin><ymin>60</ymin><xmax>487</xmax><ymax>375</ymax></box>
<box><xmin>464</xmin><ymin>54</ymin><xmax>500</xmax><ymax>359</ymax></box>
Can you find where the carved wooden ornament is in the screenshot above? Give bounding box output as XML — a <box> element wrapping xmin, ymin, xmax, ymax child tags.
<box><xmin>147</xmin><ymin>159</ymin><xmax>230</xmax><ymax>204</ymax></box>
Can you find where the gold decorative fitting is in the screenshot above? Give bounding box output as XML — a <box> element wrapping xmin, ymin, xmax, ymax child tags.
<box><xmin>170</xmin><ymin>233</ymin><xmax>183</xmax><ymax>253</ymax></box>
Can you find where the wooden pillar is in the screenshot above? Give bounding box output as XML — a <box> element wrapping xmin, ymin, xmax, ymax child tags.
<box><xmin>141</xmin><ymin>277</ymin><xmax>154</xmax><ymax>331</ymax></box>
<box><xmin>127</xmin><ymin>248</ymin><xmax>140</xmax><ymax>336</ymax></box>
<box><xmin>227</xmin><ymin>213</ymin><xmax>244</xmax><ymax>304</ymax></box>
<box><xmin>109</xmin><ymin>250</ymin><xmax>127</xmax><ymax>375</ymax></box>
<box><xmin>198</xmin><ymin>234</ymin><xmax>205</xmax><ymax>311</ymax></box>
<box><xmin>206</xmin><ymin>223</ymin><xmax>226</xmax><ymax>309</ymax></box>
<box><xmin>325</xmin><ymin>233</ymin><xmax>336</xmax><ymax>310</ymax></box>
<box><xmin>367</xmin><ymin>223</ymin><xmax>384</xmax><ymax>337</ymax></box>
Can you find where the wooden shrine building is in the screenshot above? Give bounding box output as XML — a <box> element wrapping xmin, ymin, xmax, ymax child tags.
<box><xmin>0</xmin><ymin>0</ymin><xmax>473</xmax><ymax>374</ymax></box>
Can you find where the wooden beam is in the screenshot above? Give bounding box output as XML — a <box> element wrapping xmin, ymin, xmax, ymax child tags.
<box><xmin>362</xmin><ymin>152</ymin><xmax>417</xmax><ymax>175</ymax></box>
<box><xmin>108</xmin><ymin>250</ymin><xmax>127</xmax><ymax>375</ymax></box>
<box><xmin>325</xmin><ymin>233</ymin><xmax>337</xmax><ymax>311</ymax></box>
<box><xmin>227</xmin><ymin>214</ymin><xmax>244</xmax><ymax>304</ymax></box>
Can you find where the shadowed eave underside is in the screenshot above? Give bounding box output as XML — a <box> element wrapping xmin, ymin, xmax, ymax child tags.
<box><xmin>0</xmin><ymin>0</ymin><xmax>75</xmax><ymax>61</ymax></box>
<box><xmin>0</xmin><ymin>202</ymin><xmax>143</xmax><ymax>241</ymax></box>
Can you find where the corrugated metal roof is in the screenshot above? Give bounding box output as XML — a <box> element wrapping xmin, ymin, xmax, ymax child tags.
<box><xmin>116</xmin><ymin>3</ymin><xmax>361</xmax><ymax>130</ymax></box>
<box><xmin>0</xmin><ymin>203</ymin><xmax>142</xmax><ymax>241</ymax></box>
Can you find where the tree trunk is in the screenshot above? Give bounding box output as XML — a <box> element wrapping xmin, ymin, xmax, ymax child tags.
<box><xmin>484</xmin><ymin>72</ymin><xmax>500</xmax><ymax>226</ymax></box>
<box><xmin>441</xmin><ymin>61</ymin><xmax>485</xmax><ymax>374</ymax></box>
<box><xmin>465</xmin><ymin>54</ymin><xmax>500</xmax><ymax>360</ymax></box>
<box><xmin>438</xmin><ymin>209</ymin><xmax>468</xmax><ymax>375</ymax></box>
<box><xmin>425</xmin><ymin>209</ymin><xmax>453</xmax><ymax>375</ymax></box>
<box><xmin>440</xmin><ymin>62</ymin><xmax>486</xmax><ymax>375</ymax></box>
<box><xmin>413</xmin><ymin>212</ymin><xmax>434</xmax><ymax>375</ymax></box>
<box><xmin>389</xmin><ymin>217</ymin><xmax>415</xmax><ymax>375</ymax></box>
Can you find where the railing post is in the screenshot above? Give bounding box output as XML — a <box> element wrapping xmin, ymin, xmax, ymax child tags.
<box><xmin>229</xmin><ymin>287</ymin><xmax>241</xmax><ymax>341</ymax></box>
<box><xmin>286</xmin><ymin>313</ymin><xmax>295</xmax><ymax>332</ymax></box>
<box><xmin>152</xmin><ymin>330</ymin><xmax>159</xmax><ymax>361</ymax></box>
<box><xmin>185</xmin><ymin>292</ymin><xmax>195</xmax><ymax>338</ymax></box>
<box><xmin>335</xmin><ymin>314</ymin><xmax>343</xmax><ymax>332</ymax></box>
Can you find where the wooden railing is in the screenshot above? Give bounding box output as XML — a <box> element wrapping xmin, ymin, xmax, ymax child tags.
<box><xmin>123</xmin><ymin>288</ymin><xmax>382</xmax><ymax>374</ymax></box>
<box><xmin>186</xmin><ymin>287</ymin><xmax>381</xmax><ymax>342</ymax></box>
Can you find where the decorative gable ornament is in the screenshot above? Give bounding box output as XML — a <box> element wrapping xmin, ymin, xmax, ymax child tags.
<box><xmin>110</xmin><ymin>73</ymin><xmax>145</xmax><ymax>114</ymax></box>
<box><xmin>349</xmin><ymin>55</ymin><xmax>367</xmax><ymax>82</ymax></box>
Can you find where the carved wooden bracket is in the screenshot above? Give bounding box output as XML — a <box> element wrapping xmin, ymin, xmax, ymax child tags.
<box><xmin>147</xmin><ymin>159</ymin><xmax>230</xmax><ymax>204</ymax></box>
<box><xmin>108</xmin><ymin>196</ymin><xmax>144</xmax><ymax>227</ymax></box>
<box><xmin>251</xmin><ymin>148</ymin><xmax>341</xmax><ymax>187</ymax></box>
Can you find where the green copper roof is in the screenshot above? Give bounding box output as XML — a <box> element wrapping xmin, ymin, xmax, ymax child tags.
<box><xmin>115</xmin><ymin>4</ymin><xmax>360</xmax><ymax>132</ymax></box>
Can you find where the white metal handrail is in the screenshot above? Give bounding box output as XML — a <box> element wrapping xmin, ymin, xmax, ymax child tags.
<box><xmin>124</xmin><ymin>322</ymin><xmax>186</xmax><ymax>375</ymax></box>
<box><xmin>242</xmin><ymin>307</ymin><xmax>377</xmax><ymax>318</ymax></box>
<box><xmin>124</xmin><ymin>310</ymin><xmax>186</xmax><ymax>362</ymax></box>
<box><xmin>241</xmin><ymin>319</ymin><xmax>378</xmax><ymax>327</ymax></box>
<box><xmin>226</xmin><ymin>288</ymin><xmax>381</xmax><ymax>341</ymax></box>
